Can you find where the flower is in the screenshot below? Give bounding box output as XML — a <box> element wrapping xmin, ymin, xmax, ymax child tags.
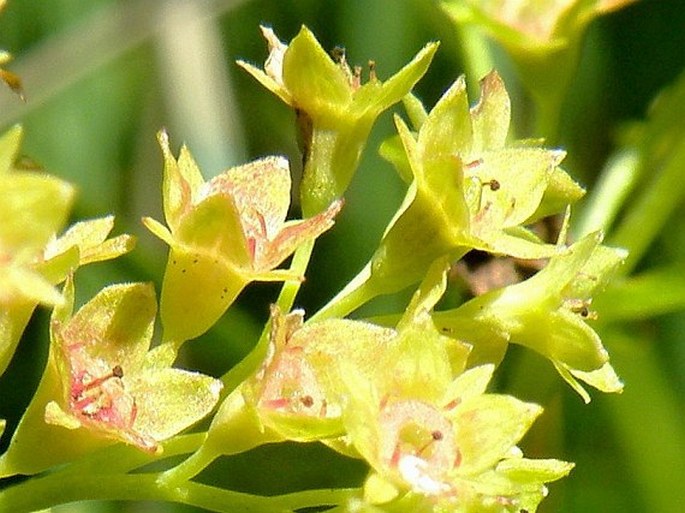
<box><xmin>238</xmin><ymin>25</ymin><xmax>437</xmax><ymax>214</ymax></box>
<box><xmin>0</xmin><ymin>126</ymin><xmax>135</xmax><ymax>377</ymax></box>
<box><xmin>434</xmin><ymin>231</ymin><xmax>626</xmax><ymax>402</ymax></box>
<box><xmin>143</xmin><ymin>130</ymin><xmax>341</xmax><ymax>344</ymax></box>
<box><xmin>441</xmin><ymin>0</ymin><xmax>637</xmax><ymax>50</ymax></box>
<box><xmin>44</xmin><ymin>279</ymin><xmax>222</xmax><ymax>453</ymax></box>
<box><xmin>346</xmin><ymin>363</ymin><xmax>574</xmax><ymax>511</ymax></box>
<box><xmin>369</xmin><ymin>70</ymin><xmax>582</xmax><ymax>295</ymax></box>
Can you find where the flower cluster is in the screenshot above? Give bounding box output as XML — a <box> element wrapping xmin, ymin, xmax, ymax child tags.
<box><xmin>207</xmin><ymin>261</ymin><xmax>573</xmax><ymax>511</ymax></box>
<box><xmin>0</xmin><ymin>18</ymin><xmax>634</xmax><ymax>513</ymax></box>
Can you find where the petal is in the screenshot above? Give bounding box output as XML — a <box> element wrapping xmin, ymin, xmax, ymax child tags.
<box><xmin>59</xmin><ymin>282</ymin><xmax>156</xmax><ymax>374</ymax></box>
<box><xmin>451</xmin><ymin>394</ymin><xmax>542</xmax><ymax>474</ymax></box>
<box><xmin>256</xmin><ymin>198</ymin><xmax>342</xmax><ymax>271</ymax></box>
<box><xmin>44</xmin><ymin>215</ymin><xmax>136</xmax><ymax>265</ymax></box>
<box><xmin>466</xmin><ymin>148</ymin><xmax>564</xmax><ymax>229</ymax></box>
<box><xmin>129</xmin><ymin>368</ymin><xmax>222</xmax><ymax>442</ymax></box>
<box><xmin>1</xmin><ymin>265</ymin><xmax>64</xmax><ymax>306</ymax></box>
<box><xmin>352</xmin><ymin>42</ymin><xmax>438</xmax><ymax>116</ymax></box>
<box><xmin>441</xmin><ymin>364</ymin><xmax>496</xmax><ymax>409</ymax></box>
<box><xmin>470</xmin><ymin>70</ymin><xmax>511</xmax><ymax>152</ymax></box>
<box><xmin>202</xmin><ymin>156</ymin><xmax>292</xmax><ymax>245</ymax></box>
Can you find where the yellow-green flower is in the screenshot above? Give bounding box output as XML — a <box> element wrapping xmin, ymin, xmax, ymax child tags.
<box><xmin>144</xmin><ymin>131</ymin><xmax>341</xmax><ymax>344</ymax></box>
<box><xmin>44</xmin><ymin>281</ymin><xmax>222</xmax><ymax>452</ymax></box>
<box><xmin>239</xmin><ymin>25</ymin><xmax>437</xmax><ymax>214</ymax></box>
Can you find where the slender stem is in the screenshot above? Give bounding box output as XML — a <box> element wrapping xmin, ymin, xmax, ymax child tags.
<box><xmin>308</xmin><ymin>262</ymin><xmax>378</xmax><ymax>322</ymax></box>
<box><xmin>276</xmin><ymin>238</ymin><xmax>315</xmax><ymax>313</ymax></box>
<box><xmin>157</xmin><ymin>440</ymin><xmax>219</xmax><ymax>486</ymax></box>
<box><xmin>0</xmin><ymin>468</ymin><xmax>360</xmax><ymax>513</ymax></box>
<box><xmin>60</xmin><ymin>432</ymin><xmax>207</xmax><ymax>476</ymax></box>
<box><xmin>452</xmin><ymin>16</ymin><xmax>496</xmax><ymax>94</ymax></box>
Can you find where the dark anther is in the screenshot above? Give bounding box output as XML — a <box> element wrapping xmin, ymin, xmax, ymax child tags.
<box><xmin>431</xmin><ymin>430</ymin><xmax>444</xmax><ymax>441</ymax></box>
<box><xmin>330</xmin><ymin>46</ymin><xmax>346</xmax><ymax>63</ymax></box>
<box><xmin>300</xmin><ymin>395</ymin><xmax>314</xmax><ymax>408</ymax></box>
<box><xmin>112</xmin><ymin>365</ymin><xmax>124</xmax><ymax>378</ymax></box>
<box><xmin>488</xmin><ymin>179</ymin><xmax>501</xmax><ymax>191</ymax></box>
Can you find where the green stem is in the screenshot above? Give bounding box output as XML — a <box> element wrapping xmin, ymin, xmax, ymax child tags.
<box><xmin>308</xmin><ymin>262</ymin><xmax>378</xmax><ymax>322</ymax></box>
<box><xmin>455</xmin><ymin>22</ymin><xmax>496</xmax><ymax>95</ymax></box>
<box><xmin>219</xmin><ymin>239</ymin><xmax>317</xmax><ymax>392</ymax></box>
<box><xmin>0</xmin><ymin>469</ymin><xmax>359</xmax><ymax>513</ymax></box>
<box><xmin>276</xmin><ymin>238</ymin><xmax>315</xmax><ymax>313</ymax></box>
<box><xmin>157</xmin><ymin>439</ymin><xmax>219</xmax><ymax>486</ymax></box>
<box><xmin>60</xmin><ymin>432</ymin><xmax>206</xmax><ymax>476</ymax></box>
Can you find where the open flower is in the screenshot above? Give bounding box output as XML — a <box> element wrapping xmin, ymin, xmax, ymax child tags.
<box><xmin>238</xmin><ymin>25</ymin><xmax>437</xmax><ymax>214</ymax></box>
<box><xmin>205</xmin><ymin>305</ymin><xmax>397</xmax><ymax>456</ymax></box>
<box><xmin>44</xmin><ymin>279</ymin><xmax>222</xmax><ymax>452</ymax></box>
<box><xmin>346</xmin><ymin>363</ymin><xmax>573</xmax><ymax>512</ymax></box>
<box><xmin>144</xmin><ymin>130</ymin><xmax>341</xmax><ymax>344</ymax></box>
<box><xmin>435</xmin><ymin>231</ymin><xmax>626</xmax><ymax>402</ymax></box>
<box><xmin>0</xmin><ymin>126</ymin><xmax>135</xmax><ymax>377</ymax></box>
<box><xmin>0</xmin><ymin>278</ymin><xmax>222</xmax><ymax>476</ymax></box>
<box><xmin>369</xmin><ymin>70</ymin><xmax>582</xmax><ymax>295</ymax></box>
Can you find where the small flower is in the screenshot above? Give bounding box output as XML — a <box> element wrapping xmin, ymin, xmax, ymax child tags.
<box><xmin>238</xmin><ymin>25</ymin><xmax>437</xmax><ymax>214</ymax></box>
<box><xmin>441</xmin><ymin>0</ymin><xmax>637</xmax><ymax>50</ymax></box>
<box><xmin>435</xmin><ymin>231</ymin><xmax>626</xmax><ymax>402</ymax></box>
<box><xmin>0</xmin><ymin>126</ymin><xmax>135</xmax><ymax>378</ymax></box>
<box><xmin>206</xmin><ymin>305</ymin><xmax>396</xmax><ymax>455</ymax></box>
<box><xmin>143</xmin><ymin>130</ymin><xmax>341</xmax><ymax>343</ymax></box>
<box><xmin>44</xmin><ymin>279</ymin><xmax>222</xmax><ymax>453</ymax></box>
<box><xmin>370</xmin><ymin>71</ymin><xmax>582</xmax><ymax>294</ymax></box>
<box><xmin>346</xmin><ymin>364</ymin><xmax>574</xmax><ymax>511</ymax></box>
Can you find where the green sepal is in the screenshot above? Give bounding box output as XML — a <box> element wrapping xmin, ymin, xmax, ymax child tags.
<box><xmin>160</xmin><ymin>246</ymin><xmax>247</xmax><ymax>345</ymax></box>
<box><xmin>44</xmin><ymin>215</ymin><xmax>136</xmax><ymax>266</ymax></box>
<box><xmin>260</xmin><ymin>409</ymin><xmax>346</xmax><ymax>442</ymax></box>
<box><xmin>526</xmin><ymin>166</ymin><xmax>585</xmax><ymax>223</ymax></box>
<box><xmin>449</xmin><ymin>394</ymin><xmax>542</xmax><ymax>475</ymax></box>
<box><xmin>158</xmin><ymin>130</ymin><xmax>204</xmax><ymax>234</ymax></box>
<box><xmin>0</xmin><ymin>300</ymin><xmax>39</xmax><ymax>378</ymax></box>
<box><xmin>0</xmin><ymin>172</ymin><xmax>74</xmax><ymax>254</ymax></box>
<box><xmin>379</xmin><ymin>133</ymin><xmax>412</xmax><ymax>184</ymax></box>
<box><xmin>282</xmin><ymin>26</ymin><xmax>353</xmax><ymax>126</ymax></box>
<box><xmin>495</xmin><ymin>457</ymin><xmax>575</xmax><ymax>484</ymax></box>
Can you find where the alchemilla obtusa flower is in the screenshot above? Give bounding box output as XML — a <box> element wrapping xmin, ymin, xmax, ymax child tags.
<box><xmin>144</xmin><ymin>130</ymin><xmax>341</xmax><ymax>344</ymax></box>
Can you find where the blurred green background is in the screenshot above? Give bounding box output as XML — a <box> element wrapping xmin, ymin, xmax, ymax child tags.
<box><xmin>0</xmin><ymin>0</ymin><xmax>684</xmax><ymax>512</ymax></box>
